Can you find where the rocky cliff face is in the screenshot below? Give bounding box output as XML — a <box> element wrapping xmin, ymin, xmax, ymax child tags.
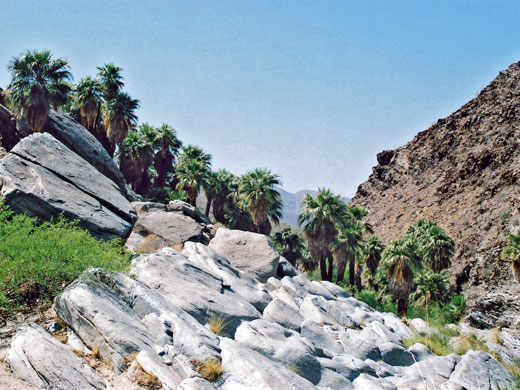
<box><xmin>351</xmin><ymin>61</ymin><xmax>520</xmax><ymax>308</ymax></box>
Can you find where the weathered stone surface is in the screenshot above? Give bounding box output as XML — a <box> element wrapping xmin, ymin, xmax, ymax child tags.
<box><xmin>178</xmin><ymin>377</ymin><xmax>216</xmax><ymax>390</ymax></box>
<box><xmin>0</xmin><ymin>133</ymin><xmax>135</xmax><ymax>239</ymax></box>
<box><xmin>263</xmin><ymin>298</ymin><xmax>304</xmax><ymax>331</ymax></box>
<box><xmin>135</xmin><ymin>350</ymin><xmax>183</xmax><ymax>390</ymax></box>
<box><xmin>128</xmin><ymin>202</ymin><xmax>207</xmax><ymax>253</ymax></box>
<box><xmin>316</xmin><ymin>368</ymin><xmax>355</xmax><ymax>390</ymax></box>
<box><xmin>445</xmin><ymin>350</ymin><xmax>515</xmax><ymax>390</ymax></box>
<box><xmin>234</xmin><ymin>319</ymin><xmax>321</xmax><ymax>384</ymax></box>
<box><xmin>167</xmin><ymin>200</ymin><xmax>211</xmax><ymax>224</ymax></box>
<box><xmin>219</xmin><ymin>337</ymin><xmax>315</xmax><ymax>390</ymax></box>
<box><xmin>300</xmin><ymin>320</ymin><xmax>345</xmax><ymax>358</ymax></box>
<box><xmin>379</xmin><ymin>341</ymin><xmax>415</xmax><ymax>366</ymax></box>
<box><xmin>352</xmin><ymin>374</ymin><xmax>397</xmax><ymax>390</ymax></box>
<box><xmin>277</xmin><ymin>257</ymin><xmax>300</xmax><ymax>277</ymax></box>
<box><xmin>42</xmin><ymin>110</ymin><xmax>128</xmax><ymax>193</ymax></box>
<box><xmin>131</xmin><ymin>250</ymin><xmax>261</xmax><ymax>334</ymax></box>
<box><xmin>53</xmin><ymin>275</ymin><xmax>157</xmax><ymax>372</ymax></box>
<box><xmin>183</xmin><ymin>242</ymin><xmax>272</xmax><ymax>311</ymax></box>
<box><xmin>387</xmin><ymin>353</ymin><xmax>460</xmax><ymax>390</ymax></box>
<box><xmin>8</xmin><ymin>323</ymin><xmax>105</xmax><ymax>389</ymax></box>
<box><xmin>209</xmin><ymin>228</ymin><xmax>280</xmax><ymax>283</ymax></box>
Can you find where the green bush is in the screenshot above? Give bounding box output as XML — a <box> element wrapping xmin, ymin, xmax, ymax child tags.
<box><xmin>0</xmin><ymin>204</ymin><xmax>129</xmax><ymax>316</ymax></box>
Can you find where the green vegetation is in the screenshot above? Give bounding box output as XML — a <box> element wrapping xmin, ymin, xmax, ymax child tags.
<box><xmin>271</xmin><ymin>227</ymin><xmax>312</xmax><ymax>269</ymax></box>
<box><xmin>0</xmin><ymin>204</ymin><xmax>129</xmax><ymax>317</ymax></box>
<box><xmin>7</xmin><ymin>50</ymin><xmax>72</xmax><ymax>133</ymax></box>
<box><xmin>238</xmin><ymin>168</ymin><xmax>282</xmax><ymax>235</ymax></box>
<box><xmin>502</xmin><ymin>232</ymin><xmax>520</xmax><ymax>282</ymax></box>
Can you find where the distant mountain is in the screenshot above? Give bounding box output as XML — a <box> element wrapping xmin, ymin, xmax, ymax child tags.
<box><xmin>278</xmin><ymin>188</ymin><xmax>351</xmax><ymax>227</ymax></box>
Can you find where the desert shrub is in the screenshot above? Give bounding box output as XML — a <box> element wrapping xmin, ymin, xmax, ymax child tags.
<box><xmin>0</xmin><ymin>204</ymin><xmax>129</xmax><ymax>316</ymax></box>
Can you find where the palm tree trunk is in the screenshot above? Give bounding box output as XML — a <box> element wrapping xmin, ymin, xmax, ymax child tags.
<box><xmin>205</xmin><ymin>196</ymin><xmax>213</xmax><ymax>217</ymax></box>
<box><xmin>319</xmin><ymin>254</ymin><xmax>328</xmax><ymax>281</ymax></box>
<box><xmin>355</xmin><ymin>262</ymin><xmax>362</xmax><ymax>291</ymax></box>
<box><xmin>336</xmin><ymin>260</ymin><xmax>346</xmax><ymax>285</ymax></box>
<box><xmin>349</xmin><ymin>253</ymin><xmax>355</xmax><ymax>286</ymax></box>
<box><xmin>397</xmin><ymin>298</ymin><xmax>408</xmax><ymax>317</ymax></box>
<box><xmin>326</xmin><ymin>255</ymin><xmax>333</xmax><ymax>282</ymax></box>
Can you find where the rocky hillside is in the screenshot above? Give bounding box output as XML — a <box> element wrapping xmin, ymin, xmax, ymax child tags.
<box><xmin>4</xmin><ymin>225</ymin><xmax>517</xmax><ymax>389</ymax></box>
<box><xmin>351</xmin><ymin>61</ymin><xmax>520</xmax><ymax>319</ymax></box>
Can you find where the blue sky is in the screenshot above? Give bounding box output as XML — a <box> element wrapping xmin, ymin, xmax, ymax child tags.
<box><xmin>1</xmin><ymin>1</ymin><xmax>519</xmax><ymax>196</ymax></box>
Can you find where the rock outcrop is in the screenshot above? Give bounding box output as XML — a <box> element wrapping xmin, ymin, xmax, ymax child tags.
<box><xmin>0</xmin><ymin>133</ymin><xmax>136</xmax><ymax>239</ymax></box>
<box><xmin>351</xmin><ymin>61</ymin><xmax>520</xmax><ymax>315</ymax></box>
<box><xmin>208</xmin><ymin>228</ymin><xmax>280</xmax><ymax>283</ymax></box>
<box><xmin>125</xmin><ymin>201</ymin><xmax>211</xmax><ymax>253</ymax></box>
<box><xmin>7</xmin><ymin>240</ymin><xmax>515</xmax><ymax>389</ymax></box>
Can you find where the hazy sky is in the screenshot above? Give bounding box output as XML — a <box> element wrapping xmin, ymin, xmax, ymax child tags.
<box><xmin>1</xmin><ymin>1</ymin><xmax>519</xmax><ymax>196</ymax></box>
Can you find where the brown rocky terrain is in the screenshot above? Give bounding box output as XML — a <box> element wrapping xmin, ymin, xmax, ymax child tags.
<box><xmin>351</xmin><ymin>61</ymin><xmax>520</xmax><ymax>320</ymax></box>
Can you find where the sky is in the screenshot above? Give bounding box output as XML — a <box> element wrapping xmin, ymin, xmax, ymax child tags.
<box><xmin>1</xmin><ymin>1</ymin><xmax>520</xmax><ymax>197</ymax></box>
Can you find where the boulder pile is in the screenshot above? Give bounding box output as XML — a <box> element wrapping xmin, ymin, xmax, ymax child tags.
<box><xmin>7</xmin><ymin>228</ymin><xmax>515</xmax><ymax>389</ymax></box>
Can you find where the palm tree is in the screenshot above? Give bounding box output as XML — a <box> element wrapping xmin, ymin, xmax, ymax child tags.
<box><xmin>175</xmin><ymin>159</ymin><xmax>209</xmax><ymax>206</ymax></box>
<box><xmin>238</xmin><ymin>168</ymin><xmax>282</xmax><ymax>235</ymax></box>
<box><xmin>74</xmin><ymin>76</ymin><xmax>103</xmax><ymax>133</ymax></box>
<box><xmin>331</xmin><ymin>223</ymin><xmax>363</xmax><ymax>285</ymax></box>
<box><xmin>299</xmin><ymin>188</ymin><xmax>349</xmax><ymax>281</ymax></box>
<box><xmin>502</xmin><ymin>232</ymin><xmax>520</xmax><ymax>282</ymax></box>
<box><xmin>212</xmin><ymin>169</ymin><xmax>238</xmax><ymax>223</ymax></box>
<box><xmin>103</xmin><ymin>92</ymin><xmax>139</xmax><ymax>155</ymax></box>
<box><xmin>411</xmin><ymin>270</ymin><xmax>449</xmax><ymax>307</ymax></box>
<box><xmin>203</xmin><ymin>171</ymin><xmax>220</xmax><ymax>217</ymax></box>
<box><xmin>347</xmin><ymin>206</ymin><xmax>373</xmax><ymax>288</ymax></box>
<box><xmin>118</xmin><ymin>129</ymin><xmax>154</xmax><ymax>194</ymax></box>
<box><xmin>407</xmin><ymin>219</ymin><xmax>455</xmax><ymax>272</ymax></box>
<box><xmin>362</xmin><ymin>236</ymin><xmax>385</xmax><ymax>289</ymax></box>
<box><xmin>97</xmin><ymin>63</ymin><xmax>124</xmax><ymax>100</ymax></box>
<box><xmin>7</xmin><ymin>50</ymin><xmax>72</xmax><ymax>132</ymax></box>
<box><xmin>271</xmin><ymin>227</ymin><xmax>308</xmax><ymax>267</ymax></box>
<box><xmin>177</xmin><ymin>145</ymin><xmax>212</xmax><ymax>166</ymax></box>
<box><xmin>151</xmin><ymin>123</ymin><xmax>182</xmax><ymax>187</ymax></box>
<box><xmin>383</xmin><ymin>238</ymin><xmax>423</xmax><ymax>317</ymax></box>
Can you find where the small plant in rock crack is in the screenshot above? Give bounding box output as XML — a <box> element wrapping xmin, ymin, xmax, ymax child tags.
<box><xmin>191</xmin><ymin>357</ymin><xmax>223</xmax><ymax>382</ymax></box>
<box><xmin>208</xmin><ymin>315</ymin><xmax>228</xmax><ymax>336</ymax></box>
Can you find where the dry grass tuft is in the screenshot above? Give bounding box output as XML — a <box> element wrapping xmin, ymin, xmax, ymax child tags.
<box><xmin>91</xmin><ymin>346</ymin><xmax>101</xmax><ymax>359</ymax></box>
<box><xmin>208</xmin><ymin>315</ymin><xmax>227</xmax><ymax>336</ymax></box>
<box><xmin>130</xmin><ymin>362</ymin><xmax>162</xmax><ymax>389</ymax></box>
<box><xmin>53</xmin><ymin>327</ymin><xmax>68</xmax><ymax>344</ymax></box>
<box><xmin>191</xmin><ymin>358</ymin><xmax>223</xmax><ymax>382</ymax></box>
<box><xmin>486</xmin><ymin>328</ymin><xmax>503</xmax><ymax>345</ymax></box>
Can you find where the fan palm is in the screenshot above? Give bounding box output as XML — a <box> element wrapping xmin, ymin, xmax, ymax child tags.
<box><xmin>152</xmin><ymin>123</ymin><xmax>182</xmax><ymax>187</ymax></box>
<box><xmin>362</xmin><ymin>236</ymin><xmax>385</xmax><ymax>289</ymax></box>
<box><xmin>411</xmin><ymin>270</ymin><xmax>449</xmax><ymax>307</ymax></box>
<box><xmin>118</xmin><ymin>129</ymin><xmax>154</xmax><ymax>194</ymax></box>
<box><xmin>74</xmin><ymin>76</ymin><xmax>103</xmax><ymax>133</ymax></box>
<box><xmin>203</xmin><ymin>171</ymin><xmax>221</xmax><ymax>217</ymax></box>
<box><xmin>271</xmin><ymin>228</ymin><xmax>308</xmax><ymax>267</ymax></box>
<box><xmin>175</xmin><ymin>159</ymin><xmax>209</xmax><ymax>206</ymax></box>
<box><xmin>502</xmin><ymin>232</ymin><xmax>520</xmax><ymax>282</ymax></box>
<box><xmin>331</xmin><ymin>223</ymin><xmax>363</xmax><ymax>285</ymax></box>
<box><xmin>103</xmin><ymin>92</ymin><xmax>139</xmax><ymax>153</ymax></box>
<box><xmin>238</xmin><ymin>168</ymin><xmax>282</xmax><ymax>235</ymax></box>
<box><xmin>299</xmin><ymin>188</ymin><xmax>349</xmax><ymax>281</ymax></box>
<box><xmin>383</xmin><ymin>238</ymin><xmax>423</xmax><ymax>316</ymax></box>
<box><xmin>7</xmin><ymin>50</ymin><xmax>72</xmax><ymax>132</ymax></box>
<box><xmin>212</xmin><ymin>169</ymin><xmax>238</xmax><ymax>223</ymax></box>
<box><xmin>97</xmin><ymin>63</ymin><xmax>124</xmax><ymax>100</ymax></box>
<box><xmin>177</xmin><ymin>145</ymin><xmax>212</xmax><ymax>166</ymax></box>
<box><xmin>407</xmin><ymin>219</ymin><xmax>455</xmax><ymax>272</ymax></box>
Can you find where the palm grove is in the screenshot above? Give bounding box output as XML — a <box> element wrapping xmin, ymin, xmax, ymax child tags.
<box><xmin>6</xmin><ymin>49</ymin><xmax>520</xmax><ymax>319</ymax></box>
